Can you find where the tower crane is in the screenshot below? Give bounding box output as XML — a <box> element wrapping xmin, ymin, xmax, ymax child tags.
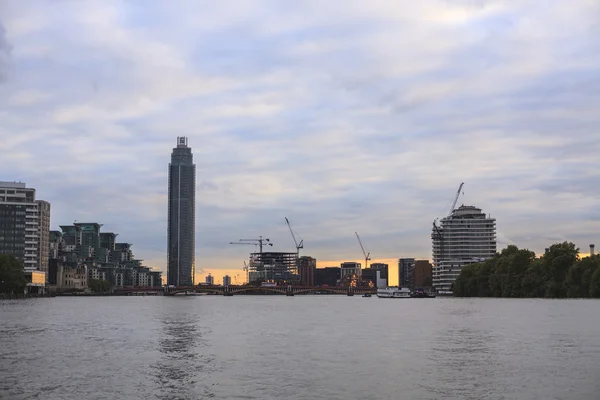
<box><xmin>285</xmin><ymin>217</ymin><xmax>304</xmax><ymax>258</ymax></box>
<box><xmin>432</xmin><ymin>182</ymin><xmax>465</xmax><ymax>264</ymax></box>
<box><xmin>229</xmin><ymin>236</ymin><xmax>272</xmax><ymax>254</ymax></box>
<box><xmin>230</xmin><ymin>236</ymin><xmax>272</xmax><ymax>284</ymax></box>
<box><xmin>355</xmin><ymin>232</ymin><xmax>371</xmax><ymax>270</ymax></box>
<box><xmin>448</xmin><ymin>182</ymin><xmax>465</xmax><ymax>217</ymax></box>
<box><xmin>243</xmin><ymin>261</ymin><xmax>249</xmax><ymax>284</ymax></box>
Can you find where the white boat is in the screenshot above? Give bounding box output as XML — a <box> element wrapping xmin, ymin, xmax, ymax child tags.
<box><xmin>377</xmin><ymin>287</ymin><xmax>411</xmax><ymax>298</ymax></box>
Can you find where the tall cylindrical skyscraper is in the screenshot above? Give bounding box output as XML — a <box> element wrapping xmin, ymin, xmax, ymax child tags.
<box><xmin>168</xmin><ymin>137</ymin><xmax>196</xmax><ymax>286</ymax></box>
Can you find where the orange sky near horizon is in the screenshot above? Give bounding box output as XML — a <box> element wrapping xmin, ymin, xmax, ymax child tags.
<box><xmin>194</xmin><ymin>258</ymin><xmax>403</xmax><ymax>286</ymax></box>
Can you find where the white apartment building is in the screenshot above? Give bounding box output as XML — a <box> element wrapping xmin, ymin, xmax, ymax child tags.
<box><xmin>432</xmin><ymin>205</ymin><xmax>496</xmax><ymax>293</ymax></box>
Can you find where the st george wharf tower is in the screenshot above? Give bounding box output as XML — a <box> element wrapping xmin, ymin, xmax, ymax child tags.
<box><xmin>167</xmin><ymin>137</ymin><xmax>196</xmax><ymax>286</ymax></box>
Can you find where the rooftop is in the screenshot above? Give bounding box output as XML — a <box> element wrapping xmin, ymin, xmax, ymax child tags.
<box><xmin>0</xmin><ymin>181</ymin><xmax>27</xmax><ymax>189</ymax></box>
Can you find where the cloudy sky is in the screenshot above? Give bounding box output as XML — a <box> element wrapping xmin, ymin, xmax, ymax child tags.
<box><xmin>1</xmin><ymin>0</ymin><xmax>599</xmax><ymax>284</ymax></box>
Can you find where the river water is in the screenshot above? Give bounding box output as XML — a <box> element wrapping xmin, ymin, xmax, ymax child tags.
<box><xmin>1</xmin><ymin>296</ymin><xmax>599</xmax><ymax>400</ymax></box>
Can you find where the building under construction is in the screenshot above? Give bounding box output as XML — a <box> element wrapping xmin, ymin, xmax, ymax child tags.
<box><xmin>248</xmin><ymin>252</ymin><xmax>299</xmax><ymax>283</ymax></box>
<box><xmin>431</xmin><ymin>183</ymin><xmax>497</xmax><ymax>293</ymax></box>
<box><xmin>432</xmin><ymin>205</ymin><xmax>496</xmax><ymax>293</ymax></box>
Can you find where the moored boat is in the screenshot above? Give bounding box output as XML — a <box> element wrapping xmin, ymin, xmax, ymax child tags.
<box><xmin>410</xmin><ymin>289</ymin><xmax>436</xmax><ymax>298</ymax></box>
<box><xmin>377</xmin><ymin>287</ymin><xmax>411</xmax><ymax>298</ymax></box>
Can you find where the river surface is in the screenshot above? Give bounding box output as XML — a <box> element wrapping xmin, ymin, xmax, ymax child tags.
<box><xmin>1</xmin><ymin>296</ymin><xmax>599</xmax><ymax>400</ymax></box>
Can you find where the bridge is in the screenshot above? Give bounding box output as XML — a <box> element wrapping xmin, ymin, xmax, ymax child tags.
<box><xmin>114</xmin><ymin>285</ymin><xmax>377</xmax><ymax>296</ymax></box>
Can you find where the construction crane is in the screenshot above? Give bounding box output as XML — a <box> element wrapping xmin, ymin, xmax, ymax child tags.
<box><xmin>229</xmin><ymin>236</ymin><xmax>272</xmax><ymax>254</ymax></box>
<box><xmin>432</xmin><ymin>182</ymin><xmax>464</xmax><ymax>264</ymax></box>
<box><xmin>449</xmin><ymin>182</ymin><xmax>465</xmax><ymax>216</ymax></box>
<box><xmin>242</xmin><ymin>261</ymin><xmax>249</xmax><ymax>284</ymax></box>
<box><xmin>230</xmin><ymin>237</ymin><xmax>272</xmax><ymax>284</ymax></box>
<box><xmin>285</xmin><ymin>217</ymin><xmax>304</xmax><ymax>258</ymax></box>
<box><xmin>229</xmin><ymin>242</ymin><xmax>258</xmax><ymax>247</ymax></box>
<box><xmin>355</xmin><ymin>232</ymin><xmax>371</xmax><ymax>270</ymax></box>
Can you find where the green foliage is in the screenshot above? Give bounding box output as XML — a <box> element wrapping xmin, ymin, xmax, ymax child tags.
<box><xmin>590</xmin><ymin>265</ymin><xmax>600</xmax><ymax>298</ymax></box>
<box><xmin>454</xmin><ymin>242</ymin><xmax>598</xmax><ymax>298</ymax></box>
<box><xmin>0</xmin><ymin>254</ymin><xmax>27</xmax><ymax>294</ymax></box>
<box><xmin>89</xmin><ymin>279</ymin><xmax>110</xmax><ymax>293</ymax></box>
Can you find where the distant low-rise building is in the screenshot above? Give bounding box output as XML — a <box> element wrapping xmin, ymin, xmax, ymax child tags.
<box><xmin>298</xmin><ymin>256</ymin><xmax>316</xmax><ymax>286</ymax></box>
<box><xmin>413</xmin><ymin>260</ymin><xmax>433</xmax><ymax>289</ymax></box>
<box><xmin>340</xmin><ymin>262</ymin><xmax>361</xmax><ymax>279</ymax></box>
<box><xmin>360</xmin><ymin>268</ymin><xmax>377</xmax><ymax>287</ymax></box>
<box><xmin>206</xmin><ymin>274</ymin><xmax>214</xmax><ymax>285</ymax></box>
<box><xmin>370</xmin><ymin>263</ymin><xmax>388</xmax><ymax>280</ymax></box>
<box><xmin>48</xmin><ymin>260</ymin><xmax>88</xmax><ymax>292</ymax></box>
<box><xmin>314</xmin><ymin>267</ymin><xmax>341</xmax><ymax>286</ymax></box>
<box><xmin>398</xmin><ymin>258</ymin><xmax>415</xmax><ymax>288</ymax></box>
<box><xmin>223</xmin><ymin>275</ymin><xmax>231</xmax><ymax>286</ymax></box>
<box><xmin>149</xmin><ymin>271</ymin><xmax>163</xmax><ymax>287</ymax></box>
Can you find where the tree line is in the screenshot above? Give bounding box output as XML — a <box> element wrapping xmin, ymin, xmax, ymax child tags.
<box><xmin>0</xmin><ymin>254</ymin><xmax>27</xmax><ymax>295</ymax></box>
<box><xmin>453</xmin><ymin>242</ymin><xmax>600</xmax><ymax>298</ymax></box>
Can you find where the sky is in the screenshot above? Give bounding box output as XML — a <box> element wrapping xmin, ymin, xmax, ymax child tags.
<box><xmin>1</xmin><ymin>0</ymin><xmax>599</xmax><ymax>285</ymax></box>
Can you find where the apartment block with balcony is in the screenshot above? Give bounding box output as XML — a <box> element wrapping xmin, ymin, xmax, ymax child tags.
<box><xmin>0</xmin><ymin>182</ymin><xmax>50</xmax><ymax>276</ymax></box>
<box><xmin>432</xmin><ymin>205</ymin><xmax>496</xmax><ymax>293</ymax></box>
<box><xmin>50</xmin><ymin>222</ymin><xmax>161</xmax><ymax>291</ymax></box>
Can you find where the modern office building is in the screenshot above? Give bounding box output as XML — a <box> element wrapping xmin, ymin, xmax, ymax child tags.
<box><xmin>167</xmin><ymin>137</ymin><xmax>196</xmax><ymax>286</ymax></box>
<box><xmin>37</xmin><ymin>200</ymin><xmax>51</xmax><ymax>272</ymax></box>
<box><xmin>49</xmin><ymin>230</ymin><xmax>62</xmax><ymax>259</ymax></box>
<box><xmin>340</xmin><ymin>262</ymin><xmax>361</xmax><ymax>286</ymax></box>
<box><xmin>370</xmin><ymin>263</ymin><xmax>388</xmax><ymax>279</ymax></box>
<box><xmin>432</xmin><ymin>205</ymin><xmax>496</xmax><ymax>293</ymax></box>
<box><xmin>298</xmin><ymin>256</ymin><xmax>316</xmax><ymax>286</ymax></box>
<box><xmin>206</xmin><ymin>274</ymin><xmax>214</xmax><ymax>285</ymax></box>
<box><xmin>413</xmin><ymin>260</ymin><xmax>433</xmax><ymax>288</ymax></box>
<box><xmin>314</xmin><ymin>267</ymin><xmax>341</xmax><ymax>286</ymax></box>
<box><xmin>360</xmin><ymin>268</ymin><xmax>377</xmax><ymax>287</ymax></box>
<box><xmin>398</xmin><ymin>258</ymin><xmax>415</xmax><ymax>288</ymax></box>
<box><xmin>0</xmin><ymin>182</ymin><xmax>50</xmax><ymax>274</ymax></box>
<box><xmin>223</xmin><ymin>275</ymin><xmax>231</xmax><ymax>286</ymax></box>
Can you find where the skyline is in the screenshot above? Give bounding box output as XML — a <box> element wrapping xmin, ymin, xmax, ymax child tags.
<box><xmin>1</xmin><ymin>1</ymin><xmax>599</xmax><ymax>284</ymax></box>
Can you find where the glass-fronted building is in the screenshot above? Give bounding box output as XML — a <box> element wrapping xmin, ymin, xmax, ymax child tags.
<box><xmin>167</xmin><ymin>137</ymin><xmax>196</xmax><ymax>286</ymax></box>
<box><xmin>0</xmin><ymin>182</ymin><xmax>50</xmax><ymax>273</ymax></box>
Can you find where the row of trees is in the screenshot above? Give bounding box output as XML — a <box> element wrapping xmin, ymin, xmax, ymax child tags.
<box><xmin>0</xmin><ymin>254</ymin><xmax>27</xmax><ymax>295</ymax></box>
<box><xmin>89</xmin><ymin>279</ymin><xmax>111</xmax><ymax>293</ymax></box>
<box><xmin>453</xmin><ymin>242</ymin><xmax>600</xmax><ymax>298</ymax></box>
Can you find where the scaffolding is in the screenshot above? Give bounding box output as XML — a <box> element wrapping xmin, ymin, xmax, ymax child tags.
<box><xmin>248</xmin><ymin>252</ymin><xmax>299</xmax><ymax>283</ymax></box>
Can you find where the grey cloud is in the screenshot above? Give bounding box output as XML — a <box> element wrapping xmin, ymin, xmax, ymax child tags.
<box><xmin>2</xmin><ymin>0</ymin><xmax>600</xmax><ymax>275</ymax></box>
<box><xmin>0</xmin><ymin>21</ymin><xmax>11</xmax><ymax>83</ymax></box>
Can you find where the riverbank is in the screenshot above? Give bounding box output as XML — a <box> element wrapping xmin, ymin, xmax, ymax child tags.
<box><xmin>0</xmin><ymin>293</ymin><xmax>55</xmax><ymax>300</ymax></box>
